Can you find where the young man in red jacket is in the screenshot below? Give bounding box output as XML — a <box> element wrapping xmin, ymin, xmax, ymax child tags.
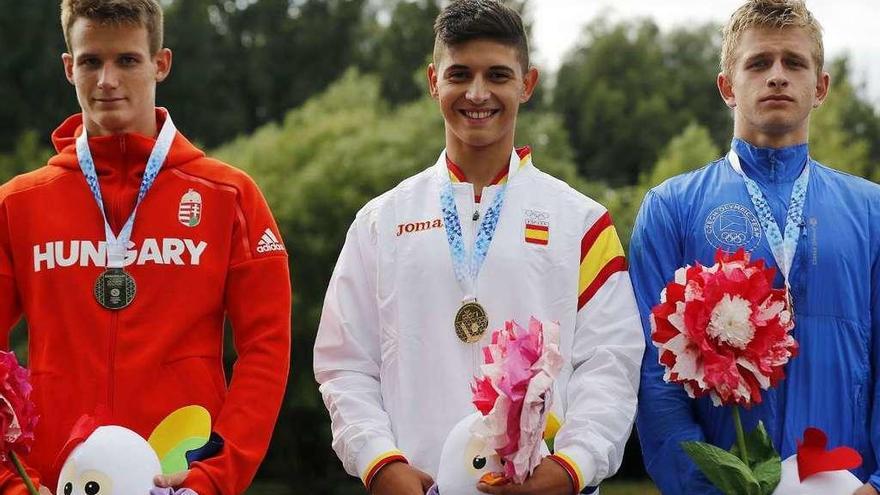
<box><xmin>0</xmin><ymin>1</ymin><xmax>291</xmax><ymax>493</ymax></box>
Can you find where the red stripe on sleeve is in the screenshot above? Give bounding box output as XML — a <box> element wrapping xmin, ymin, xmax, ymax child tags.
<box><xmin>578</xmin><ymin>256</ymin><xmax>627</xmax><ymax>310</ymax></box>
<box><xmin>580</xmin><ymin>212</ymin><xmax>612</xmax><ymax>261</ymax></box>
<box><xmin>364</xmin><ymin>455</ymin><xmax>409</xmax><ymax>489</ymax></box>
<box><xmin>547</xmin><ymin>455</ymin><xmax>581</xmax><ymax>495</ymax></box>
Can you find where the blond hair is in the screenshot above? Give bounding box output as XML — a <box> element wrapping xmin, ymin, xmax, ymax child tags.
<box><xmin>61</xmin><ymin>0</ymin><xmax>164</xmax><ymax>55</ymax></box>
<box><xmin>721</xmin><ymin>0</ymin><xmax>823</xmax><ymax>77</ymax></box>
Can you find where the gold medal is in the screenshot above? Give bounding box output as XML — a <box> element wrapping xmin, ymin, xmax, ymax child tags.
<box><xmin>454</xmin><ymin>301</ymin><xmax>489</xmax><ymax>344</ymax></box>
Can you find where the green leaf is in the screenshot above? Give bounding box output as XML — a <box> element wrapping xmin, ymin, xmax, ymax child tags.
<box><xmin>729</xmin><ymin>421</ymin><xmax>778</xmax><ymax>467</ymax></box>
<box><xmin>751</xmin><ymin>455</ymin><xmax>782</xmax><ymax>495</ymax></box>
<box><xmin>682</xmin><ymin>441</ymin><xmax>762</xmax><ymax>495</ymax></box>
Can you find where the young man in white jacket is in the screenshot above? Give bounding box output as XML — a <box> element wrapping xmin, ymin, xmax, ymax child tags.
<box><xmin>313</xmin><ymin>1</ymin><xmax>644</xmax><ymax>494</ymax></box>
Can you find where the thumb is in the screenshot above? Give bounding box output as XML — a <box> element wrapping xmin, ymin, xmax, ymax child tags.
<box><xmin>154</xmin><ymin>470</ymin><xmax>190</xmax><ymax>488</ymax></box>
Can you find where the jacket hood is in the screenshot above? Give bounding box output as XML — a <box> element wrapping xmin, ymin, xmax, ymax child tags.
<box><xmin>48</xmin><ymin>108</ymin><xmax>205</xmax><ymax>174</ymax></box>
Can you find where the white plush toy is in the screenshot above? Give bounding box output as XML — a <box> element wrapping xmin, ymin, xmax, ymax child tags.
<box><xmin>428</xmin><ymin>318</ymin><xmax>563</xmax><ymax>495</ymax></box>
<box><xmin>57</xmin><ymin>425</ymin><xmax>161</xmax><ymax>495</ymax></box>
<box><xmin>55</xmin><ymin>406</ymin><xmax>213</xmax><ymax>495</ymax></box>
<box><xmin>771</xmin><ymin>427</ymin><xmax>863</xmax><ymax>495</ymax></box>
<box><xmin>434</xmin><ymin>412</ymin><xmax>506</xmax><ymax>494</ymax></box>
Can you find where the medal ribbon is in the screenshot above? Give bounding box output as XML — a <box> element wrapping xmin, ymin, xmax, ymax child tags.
<box><xmin>440</xmin><ymin>169</ymin><xmax>508</xmax><ymax>303</ymax></box>
<box><xmin>76</xmin><ymin>113</ymin><xmax>177</xmax><ymax>269</ymax></box>
<box><xmin>727</xmin><ymin>149</ymin><xmax>810</xmax><ymax>282</ymax></box>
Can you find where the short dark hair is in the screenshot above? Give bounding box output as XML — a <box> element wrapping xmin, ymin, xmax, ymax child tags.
<box><xmin>61</xmin><ymin>0</ymin><xmax>164</xmax><ymax>55</ymax></box>
<box><xmin>433</xmin><ymin>0</ymin><xmax>529</xmax><ymax>72</ymax></box>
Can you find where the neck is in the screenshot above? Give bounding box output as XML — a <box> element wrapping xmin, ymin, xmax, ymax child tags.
<box><xmin>734</xmin><ymin>123</ymin><xmax>809</xmax><ymax>149</ymax></box>
<box><xmin>445</xmin><ymin>135</ymin><xmax>513</xmax><ymax>192</ymax></box>
<box><xmin>83</xmin><ymin>111</ymin><xmax>159</xmax><ymax>138</ymax></box>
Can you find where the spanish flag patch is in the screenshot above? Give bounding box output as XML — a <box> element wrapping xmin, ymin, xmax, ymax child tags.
<box><xmin>525</xmin><ymin>223</ymin><xmax>549</xmax><ymax>245</ymax></box>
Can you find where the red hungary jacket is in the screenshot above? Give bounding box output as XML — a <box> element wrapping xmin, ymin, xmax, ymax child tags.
<box><xmin>0</xmin><ymin>109</ymin><xmax>291</xmax><ymax>494</ymax></box>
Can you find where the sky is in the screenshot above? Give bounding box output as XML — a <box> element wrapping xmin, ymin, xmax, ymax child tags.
<box><xmin>529</xmin><ymin>0</ymin><xmax>880</xmax><ymax>105</ymax></box>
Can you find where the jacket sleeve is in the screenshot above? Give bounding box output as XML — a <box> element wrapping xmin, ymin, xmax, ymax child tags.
<box><xmin>629</xmin><ymin>190</ymin><xmax>719</xmax><ymax>495</ymax></box>
<box><xmin>869</xmin><ymin>195</ymin><xmax>880</xmax><ymax>491</ymax></box>
<box><xmin>181</xmin><ymin>180</ymin><xmax>291</xmax><ymax>495</ymax></box>
<box><xmin>313</xmin><ymin>208</ymin><xmax>406</xmax><ymax>489</ymax></box>
<box><xmin>547</xmin><ymin>210</ymin><xmax>645</xmax><ymax>492</ymax></box>
<box><xmin>0</xmin><ymin>199</ymin><xmax>43</xmax><ymax>494</ymax></box>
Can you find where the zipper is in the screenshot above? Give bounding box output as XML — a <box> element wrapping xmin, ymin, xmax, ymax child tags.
<box><xmin>108</xmin><ymin>311</ymin><xmax>118</xmax><ymax>409</ymax></box>
<box><xmin>106</xmin><ymin>134</ymin><xmax>128</xmax><ymax>411</ymax></box>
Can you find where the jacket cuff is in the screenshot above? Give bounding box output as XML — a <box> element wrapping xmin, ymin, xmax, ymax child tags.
<box><xmin>356</xmin><ymin>439</ymin><xmax>407</xmax><ymax>489</ymax></box>
<box><xmin>869</xmin><ymin>473</ymin><xmax>880</xmax><ymax>491</ymax></box>
<box><xmin>180</xmin><ymin>465</ymin><xmax>218</xmax><ymax>495</ymax></box>
<box><xmin>547</xmin><ymin>452</ymin><xmax>589</xmax><ymax>494</ymax></box>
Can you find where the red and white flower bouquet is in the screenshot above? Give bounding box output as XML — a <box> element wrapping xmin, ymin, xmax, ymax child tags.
<box><xmin>0</xmin><ymin>351</ymin><xmax>38</xmax><ymax>495</ymax></box>
<box><xmin>650</xmin><ymin>249</ymin><xmax>798</xmax><ymax>494</ymax></box>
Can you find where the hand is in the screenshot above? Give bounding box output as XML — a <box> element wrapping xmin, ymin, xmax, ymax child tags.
<box><xmin>477</xmin><ymin>458</ymin><xmax>574</xmax><ymax>495</ymax></box>
<box><xmin>38</xmin><ymin>486</ymin><xmax>53</xmax><ymax>495</ymax></box>
<box><xmin>369</xmin><ymin>461</ymin><xmax>434</xmax><ymax>495</ymax></box>
<box><xmin>154</xmin><ymin>470</ymin><xmax>189</xmax><ymax>488</ymax></box>
<box><xmin>854</xmin><ymin>483</ymin><xmax>880</xmax><ymax>495</ymax></box>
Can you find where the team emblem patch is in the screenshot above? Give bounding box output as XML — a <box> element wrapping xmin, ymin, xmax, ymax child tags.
<box><xmin>178</xmin><ymin>189</ymin><xmax>202</xmax><ymax>227</ymax></box>
<box><xmin>523</xmin><ymin>209</ymin><xmax>550</xmax><ymax>246</ymax></box>
<box><xmin>704</xmin><ymin>203</ymin><xmax>761</xmax><ymax>252</ymax></box>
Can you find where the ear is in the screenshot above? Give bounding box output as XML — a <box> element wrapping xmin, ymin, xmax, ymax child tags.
<box><xmin>717</xmin><ymin>72</ymin><xmax>736</xmax><ymax>109</ymax></box>
<box><xmin>427</xmin><ymin>63</ymin><xmax>439</xmax><ymax>99</ymax></box>
<box><xmin>813</xmin><ymin>71</ymin><xmax>831</xmax><ymax>108</ymax></box>
<box><xmin>154</xmin><ymin>48</ymin><xmax>172</xmax><ymax>83</ymax></box>
<box><xmin>62</xmin><ymin>52</ymin><xmax>75</xmax><ymax>85</ymax></box>
<box><xmin>519</xmin><ymin>67</ymin><xmax>539</xmax><ymax>104</ymax></box>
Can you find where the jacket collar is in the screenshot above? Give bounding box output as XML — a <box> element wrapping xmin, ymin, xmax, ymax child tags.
<box><xmin>731</xmin><ymin>137</ymin><xmax>809</xmax><ymax>185</ymax></box>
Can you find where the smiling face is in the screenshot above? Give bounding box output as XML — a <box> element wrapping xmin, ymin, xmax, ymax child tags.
<box><xmin>62</xmin><ymin>17</ymin><xmax>171</xmax><ymax>137</ymax></box>
<box><xmin>427</xmin><ymin>39</ymin><xmax>537</xmax><ymax>155</ymax></box>
<box><xmin>718</xmin><ymin>26</ymin><xmax>829</xmax><ymax>148</ymax></box>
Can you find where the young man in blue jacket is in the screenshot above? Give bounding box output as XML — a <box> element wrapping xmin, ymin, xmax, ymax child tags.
<box><xmin>630</xmin><ymin>1</ymin><xmax>880</xmax><ymax>494</ymax></box>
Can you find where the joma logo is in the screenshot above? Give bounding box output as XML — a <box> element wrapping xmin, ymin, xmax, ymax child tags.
<box><xmin>396</xmin><ymin>218</ymin><xmax>443</xmax><ymax>237</ymax></box>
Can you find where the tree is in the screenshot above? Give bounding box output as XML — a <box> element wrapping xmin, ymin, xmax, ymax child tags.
<box><xmin>358</xmin><ymin>0</ymin><xmax>440</xmax><ymax>105</ymax></box>
<box><xmin>0</xmin><ymin>0</ymin><xmax>78</xmax><ymax>152</ymax></box>
<box><xmin>604</xmin><ymin>122</ymin><xmax>720</xmax><ymax>252</ymax></box>
<box><xmin>553</xmin><ymin>19</ymin><xmax>729</xmax><ymax>186</ymax></box>
<box><xmin>808</xmin><ymin>57</ymin><xmax>879</xmax><ymax>180</ymax></box>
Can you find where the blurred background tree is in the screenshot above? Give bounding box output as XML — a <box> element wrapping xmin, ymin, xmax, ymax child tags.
<box><xmin>2</xmin><ymin>0</ymin><xmax>879</xmax><ymax>493</ymax></box>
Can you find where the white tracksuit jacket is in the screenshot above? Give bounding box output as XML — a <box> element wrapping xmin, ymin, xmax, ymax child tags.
<box><xmin>313</xmin><ymin>148</ymin><xmax>644</xmax><ymax>492</ymax></box>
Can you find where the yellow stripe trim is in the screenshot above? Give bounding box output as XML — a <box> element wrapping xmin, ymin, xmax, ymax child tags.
<box><xmin>525</xmin><ymin>228</ymin><xmax>549</xmax><ymax>241</ymax></box>
<box><xmin>543</xmin><ymin>412</ymin><xmax>562</xmax><ymax>440</ymax></box>
<box><xmin>362</xmin><ymin>450</ymin><xmax>405</xmax><ymax>482</ymax></box>
<box><xmin>578</xmin><ymin>226</ymin><xmax>624</xmax><ymax>295</ymax></box>
<box><xmin>555</xmin><ymin>451</ymin><xmax>586</xmax><ymax>490</ymax></box>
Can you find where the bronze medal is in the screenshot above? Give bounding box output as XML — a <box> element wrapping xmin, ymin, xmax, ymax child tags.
<box><xmin>454</xmin><ymin>301</ymin><xmax>489</xmax><ymax>344</ymax></box>
<box><xmin>94</xmin><ymin>268</ymin><xmax>136</xmax><ymax>310</ymax></box>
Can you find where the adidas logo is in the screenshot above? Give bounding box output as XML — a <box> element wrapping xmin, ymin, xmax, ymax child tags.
<box><xmin>256</xmin><ymin>228</ymin><xmax>286</xmax><ymax>253</ymax></box>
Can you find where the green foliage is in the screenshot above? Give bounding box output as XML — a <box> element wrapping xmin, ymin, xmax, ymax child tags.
<box><xmin>682</xmin><ymin>420</ymin><xmax>781</xmax><ymax>495</ymax></box>
<box><xmin>164</xmin><ymin>0</ymin><xmax>367</xmax><ymax>148</ymax></box>
<box><xmin>0</xmin><ymin>0</ymin><xmax>78</xmax><ymax>152</ymax></box>
<box><xmin>683</xmin><ymin>441</ymin><xmax>762</xmax><ymax>495</ymax></box>
<box><xmin>643</xmin><ymin>123</ymin><xmax>721</xmax><ymax>189</ymax></box>
<box><xmin>358</xmin><ymin>0</ymin><xmax>440</xmax><ymax>105</ymax></box>
<box><xmin>810</xmin><ymin>61</ymin><xmax>877</xmax><ymax>180</ymax></box>
<box><xmin>553</xmin><ymin>18</ymin><xmax>730</xmax><ymax>185</ymax></box>
<box><xmin>0</xmin><ymin>130</ymin><xmax>52</xmax><ymax>184</ymax></box>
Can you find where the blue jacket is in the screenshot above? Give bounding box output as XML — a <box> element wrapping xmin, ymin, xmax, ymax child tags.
<box><xmin>630</xmin><ymin>138</ymin><xmax>880</xmax><ymax>494</ymax></box>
